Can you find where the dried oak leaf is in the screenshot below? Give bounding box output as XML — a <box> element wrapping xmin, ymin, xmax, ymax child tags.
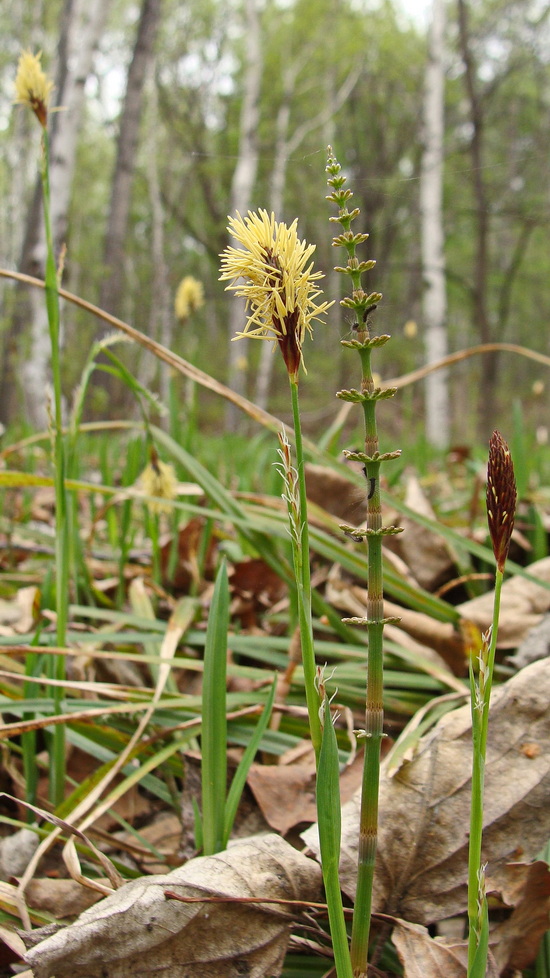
<box><xmin>391</xmin><ymin>860</ymin><xmax>550</xmax><ymax>978</ymax></box>
<box><xmin>391</xmin><ymin>918</ymin><xmax>500</xmax><ymax>978</ymax></box>
<box><xmin>24</xmin><ymin>834</ymin><xmax>322</xmax><ymax>978</ymax></box>
<box><xmin>385</xmin><ymin>473</ymin><xmax>456</xmax><ymax>592</ymax></box>
<box><xmin>302</xmin><ymin>657</ymin><xmax>550</xmax><ymax>925</ymax></box>
<box><xmin>458</xmin><ymin>556</ymin><xmax>550</xmax><ymax>648</ymax></box>
<box><xmin>490</xmin><ymin>860</ymin><xmax>550</xmax><ymax>972</ymax></box>
<box><xmin>26</xmin><ymin>878</ymin><xmax>104</xmax><ymax>918</ymax></box>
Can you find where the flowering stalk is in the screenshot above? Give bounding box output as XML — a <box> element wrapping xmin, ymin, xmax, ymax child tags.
<box><xmin>467</xmin><ymin>431</ymin><xmax>517</xmax><ymax>976</ymax></box>
<box><xmin>221</xmin><ymin>211</ymin><xmax>354</xmax><ymax>974</ymax></box>
<box><xmin>326</xmin><ymin>148</ymin><xmax>403</xmax><ymax>975</ymax></box>
<box><xmin>220</xmin><ymin>209</ymin><xmax>332</xmax><ymax>756</ymax></box>
<box><xmin>15</xmin><ymin>50</ymin><xmax>68</xmax><ymax>806</ymax></box>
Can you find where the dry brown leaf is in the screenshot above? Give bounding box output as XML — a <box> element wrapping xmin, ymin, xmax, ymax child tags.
<box><xmin>24</xmin><ymin>834</ymin><xmax>322</xmax><ymax>978</ymax></box>
<box><xmin>0</xmin><ymin>827</ymin><xmax>39</xmax><ymax>881</ymax></box>
<box><xmin>0</xmin><ymin>586</ymin><xmax>39</xmax><ymax>636</ymax></box>
<box><xmin>247</xmin><ymin>761</ymin><xmax>317</xmax><ymax>834</ymax></box>
<box><xmin>246</xmin><ymin>752</ymin><xmax>363</xmax><ymax>835</ymax></box>
<box><xmin>326</xmin><ymin>571</ymin><xmax>469</xmax><ymax>675</ymax></box>
<box><xmin>391</xmin><ymin>918</ymin><xmax>500</xmax><ymax>978</ymax></box>
<box><xmin>392</xmin><ymin>862</ymin><xmax>550</xmax><ymax>978</ymax></box>
<box><xmin>458</xmin><ymin>556</ymin><xmax>550</xmax><ymax>647</ymax></box>
<box><xmin>26</xmin><ymin>878</ymin><xmax>105</xmax><ymax>918</ymax></box>
<box><xmin>490</xmin><ymin>860</ymin><xmax>550</xmax><ymax>971</ymax></box>
<box><xmin>305</xmin><ymin>462</ymin><xmax>367</xmax><ymax>523</ymax></box>
<box><xmin>386</xmin><ymin>473</ymin><xmax>457</xmax><ymax>592</ymax></box>
<box><xmin>229</xmin><ymin>558</ymin><xmax>287</xmax><ymax>629</ymax></box>
<box><xmin>302</xmin><ymin>658</ymin><xmax>550</xmax><ymax>925</ymax></box>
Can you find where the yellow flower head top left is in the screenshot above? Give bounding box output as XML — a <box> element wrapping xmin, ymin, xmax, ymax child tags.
<box><xmin>14</xmin><ymin>50</ymin><xmax>55</xmax><ymax>128</ymax></box>
<box><xmin>139</xmin><ymin>454</ymin><xmax>178</xmax><ymax>515</ymax></box>
<box><xmin>220</xmin><ymin>209</ymin><xmax>332</xmax><ymax>381</ymax></box>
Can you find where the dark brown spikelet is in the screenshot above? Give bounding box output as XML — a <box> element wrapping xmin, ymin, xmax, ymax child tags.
<box><xmin>486</xmin><ymin>430</ymin><xmax>517</xmax><ymax>572</ymax></box>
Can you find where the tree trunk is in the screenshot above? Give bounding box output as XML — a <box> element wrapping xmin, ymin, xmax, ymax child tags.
<box><xmin>0</xmin><ymin>0</ymin><xmax>109</xmax><ymax>427</ymax></box>
<box><xmin>420</xmin><ymin>0</ymin><xmax>449</xmax><ymax>448</ymax></box>
<box><xmin>225</xmin><ymin>0</ymin><xmax>262</xmax><ymax>431</ymax></box>
<box><xmin>457</xmin><ymin>0</ymin><xmax>496</xmax><ymax>407</ymax></box>
<box><xmin>254</xmin><ymin>62</ymin><xmax>360</xmax><ymax>411</ymax></box>
<box><xmin>138</xmin><ymin>64</ymin><xmax>172</xmax><ymax>408</ymax></box>
<box><xmin>99</xmin><ymin>0</ymin><xmax>162</xmax><ymax>321</ymax></box>
<box><xmin>91</xmin><ymin>0</ymin><xmax>162</xmax><ymax>416</ymax></box>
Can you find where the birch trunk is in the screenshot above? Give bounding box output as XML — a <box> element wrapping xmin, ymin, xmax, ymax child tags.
<box><xmin>420</xmin><ymin>0</ymin><xmax>449</xmax><ymax>448</ymax></box>
<box><xmin>0</xmin><ymin>0</ymin><xmax>109</xmax><ymax>427</ymax></box>
<box><xmin>254</xmin><ymin>64</ymin><xmax>360</xmax><ymax>411</ymax></box>
<box><xmin>138</xmin><ymin>66</ymin><xmax>172</xmax><ymax>406</ymax></box>
<box><xmin>99</xmin><ymin>0</ymin><xmax>162</xmax><ymax>320</ymax></box>
<box><xmin>457</xmin><ymin>0</ymin><xmax>495</xmax><ymax>411</ymax></box>
<box><xmin>225</xmin><ymin>0</ymin><xmax>262</xmax><ymax>431</ymax></box>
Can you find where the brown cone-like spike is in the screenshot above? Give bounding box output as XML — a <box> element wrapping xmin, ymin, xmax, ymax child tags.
<box><xmin>486</xmin><ymin>430</ymin><xmax>517</xmax><ymax>573</ymax></box>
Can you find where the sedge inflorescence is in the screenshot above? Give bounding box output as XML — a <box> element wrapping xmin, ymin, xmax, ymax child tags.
<box><xmin>219</xmin><ymin>209</ymin><xmax>332</xmax><ymax>381</ymax></box>
<box><xmin>174</xmin><ymin>276</ymin><xmax>204</xmax><ymax>321</ymax></box>
<box><xmin>486</xmin><ymin>429</ymin><xmax>517</xmax><ymax>573</ymax></box>
<box><xmin>139</xmin><ymin>454</ymin><xmax>178</xmax><ymax>514</ymax></box>
<box><xmin>14</xmin><ymin>49</ymin><xmax>54</xmax><ymax>128</ymax></box>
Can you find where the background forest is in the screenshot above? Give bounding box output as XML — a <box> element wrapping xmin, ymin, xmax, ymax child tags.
<box><xmin>1</xmin><ymin>0</ymin><xmax>549</xmax><ymax>446</ymax></box>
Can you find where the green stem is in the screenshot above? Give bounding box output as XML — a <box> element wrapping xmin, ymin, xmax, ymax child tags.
<box><xmin>148</xmin><ymin>510</ymin><xmax>161</xmax><ymax>588</ymax></box>
<box><xmin>318</xmin><ymin>695</ymin><xmax>354</xmax><ymax>978</ymax></box>
<box><xmin>467</xmin><ymin>567</ymin><xmax>503</xmax><ymax>973</ymax></box>
<box><xmin>350</xmin><ymin>348</ymin><xmax>385</xmax><ymax>976</ymax></box>
<box><xmin>290</xmin><ymin>378</ymin><xmax>321</xmax><ymax>757</ymax></box>
<box><xmin>41</xmin><ymin>129</ymin><xmax>68</xmax><ymax>807</ymax></box>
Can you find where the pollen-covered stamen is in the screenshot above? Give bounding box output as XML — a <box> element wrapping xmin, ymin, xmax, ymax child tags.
<box><xmin>14</xmin><ymin>50</ymin><xmax>55</xmax><ymax>128</ymax></box>
<box><xmin>219</xmin><ymin>208</ymin><xmax>333</xmax><ymax>377</ymax></box>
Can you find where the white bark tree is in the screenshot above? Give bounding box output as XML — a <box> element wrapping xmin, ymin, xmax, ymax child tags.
<box><xmin>18</xmin><ymin>0</ymin><xmax>110</xmax><ymax>428</ymax></box>
<box><xmin>225</xmin><ymin>0</ymin><xmax>262</xmax><ymax>431</ymax></box>
<box><xmin>420</xmin><ymin>0</ymin><xmax>449</xmax><ymax>448</ymax></box>
<box><xmin>99</xmin><ymin>0</ymin><xmax>162</xmax><ymax>320</ymax></box>
<box><xmin>138</xmin><ymin>63</ymin><xmax>172</xmax><ymax>404</ymax></box>
<box><xmin>254</xmin><ymin>62</ymin><xmax>361</xmax><ymax>411</ymax></box>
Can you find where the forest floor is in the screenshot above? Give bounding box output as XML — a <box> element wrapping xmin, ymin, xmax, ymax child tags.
<box><xmin>0</xmin><ymin>436</ymin><xmax>549</xmax><ymax>978</ymax></box>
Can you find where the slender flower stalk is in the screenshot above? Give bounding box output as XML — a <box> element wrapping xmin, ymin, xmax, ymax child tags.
<box><xmin>221</xmin><ymin>210</ymin><xmax>354</xmax><ymax>974</ymax></box>
<box><xmin>15</xmin><ymin>50</ymin><xmax>68</xmax><ymax>806</ymax></box>
<box><xmin>220</xmin><ymin>209</ymin><xmax>332</xmax><ymax>755</ymax></box>
<box><xmin>467</xmin><ymin>431</ymin><xmax>517</xmax><ymax>975</ymax></box>
<box><xmin>327</xmin><ymin>148</ymin><xmax>403</xmax><ymax>976</ymax></box>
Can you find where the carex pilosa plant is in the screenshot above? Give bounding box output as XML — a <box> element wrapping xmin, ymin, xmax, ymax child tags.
<box><xmin>220</xmin><ymin>208</ymin><xmax>332</xmax><ymax>759</ymax></box>
<box><xmin>220</xmin><ymin>154</ymin><xmax>406</xmax><ymax>976</ymax></box>
<box><xmin>14</xmin><ymin>50</ymin><xmax>69</xmax><ymax>806</ymax></box>
<box><xmin>467</xmin><ymin>431</ymin><xmax>517</xmax><ymax>977</ymax></box>
<box><xmin>220</xmin><ymin>209</ymin><xmax>358</xmax><ymax>976</ymax></box>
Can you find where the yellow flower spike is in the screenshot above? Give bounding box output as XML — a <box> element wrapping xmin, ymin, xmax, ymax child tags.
<box><xmin>174</xmin><ymin>276</ymin><xmax>205</xmax><ymax>321</ymax></box>
<box><xmin>14</xmin><ymin>49</ymin><xmax>55</xmax><ymax>128</ymax></box>
<box><xmin>219</xmin><ymin>209</ymin><xmax>333</xmax><ymax>381</ymax></box>
<box><xmin>139</xmin><ymin>452</ymin><xmax>178</xmax><ymax>515</ymax></box>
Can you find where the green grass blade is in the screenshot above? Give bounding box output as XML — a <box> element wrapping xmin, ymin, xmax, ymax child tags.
<box><xmin>223</xmin><ymin>676</ymin><xmax>277</xmax><ymax>846</ymax></box>
<box><xmin>201</xmin><ymin>559</ymin><xmax>229</xmax><ymax>855</ymax></box>
<box><xmin>317</xmin><ymin>697</ymin><xmax>353</xmax><ymax>978</ymax></box>
<box><xmin>150</xmin><ymin>425</ymin><xmax>289</xmax><ymax>580</ymax></box>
